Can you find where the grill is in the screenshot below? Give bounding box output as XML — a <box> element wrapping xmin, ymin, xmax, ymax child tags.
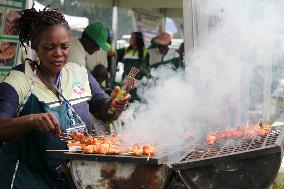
<box><xmin>61</xmin><ymin>125</ymin><xmax>284</xmax><ymax>189</ymax></box>
<box><xmin>63</xmin><ymin>151</ymin><xmax>173</xmax><ymax>189</ymax></box>
<box><xmin>174</xmin><ymin>126</ymin><xmax>283</xmax><ymax>169</ymax></box>
<box><xmin>64</xmin><ymin>152</ymin><xmax>170</xmax><ymax>164</ymax></box>
<box><xmin>172</xmin><ymin>125</ymin><xmax>284</xmax><ymax>189</ymax></box>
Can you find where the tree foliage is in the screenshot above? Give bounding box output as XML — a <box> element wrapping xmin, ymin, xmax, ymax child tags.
<box><xmin>37</xmin><ymin>0</ymin><xmax>134</xmax><ymax>38</ymax></box>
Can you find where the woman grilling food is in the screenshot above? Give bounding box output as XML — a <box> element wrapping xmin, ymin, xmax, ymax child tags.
<box><xmin>0</xmin><ymin>6</ymin><xmax>130</xmax><ymax>189</ymax></box>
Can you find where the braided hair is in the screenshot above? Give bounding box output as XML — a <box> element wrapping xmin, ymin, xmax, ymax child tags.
<box><xmin>18</xmin><ymin>5</ymin><xmax>70</xmax><ymax>51</ymax></box>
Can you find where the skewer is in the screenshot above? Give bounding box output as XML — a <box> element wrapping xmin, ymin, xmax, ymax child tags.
<box><xmin>91</xmin><ymin>130</ymin><xmax>110</xmax><ymax>135</ymax></box>
<box><xmin>93</xmin><ymin>135</ymin><xmax>106</xmax><ymax>139</ymax></box>
<box><xmin>46</xmin><ymin>149</ymin><xmax>83</xmax><ymax>152</ymax></box>
<box><xmin>258</xmin><ymin>118</ymin><xmax>263</xmax><ymax>128</ymax></box>
<box><xmin>146</xmin><ymin>154</ymin><xmax>151</xmax><ymax>161</ymax></box>
<box><xmin>60</xmin><ymin>137</ymin><xmax>72</xmax><ymax>140</ymax></box>
<box><xmin>121</xmin><ymin>152</ymin><xmax>134</xmax><ymax>155</ymax></box>
<box><xmin>108</xmin><ymin>67</ymin><xmax>139</xmax><ymax>114</ymax></box>
<box><xmin>59</xmin><ymin>133</ymin><xmax>72</xmax><ymax>139</ymax></box>
<box><xmin>159</xmin><ymin>146</ymin><xmax>179</xmax><ymax>149</ymax></box>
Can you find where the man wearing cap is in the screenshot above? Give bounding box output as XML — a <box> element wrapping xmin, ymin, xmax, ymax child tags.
<box><xmin>147</xmin><ymin>32</ymin><xmax>181</xmax><ymax>69</ymax></box>
<box><xmin>68</xmin><ymin>22</ymin><xmax>111</xmax><ymax>71</ymax></box>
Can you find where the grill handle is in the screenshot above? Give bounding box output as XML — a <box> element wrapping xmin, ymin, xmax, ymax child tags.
<box><xmin>212</xmin><ymin>161</ymin><xmax>243</xmax><ymax>172</ymax></box>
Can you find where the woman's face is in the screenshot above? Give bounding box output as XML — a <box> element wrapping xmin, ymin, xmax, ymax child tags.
<box><xmin>36</xmin><ymin>25</ymin><xmax>70</xmax><ymax>75</ymax></box>
<box><xmin>129</xmin><ymin>34</ymin><xmax>137</xmax><ymax>47</ymax></box>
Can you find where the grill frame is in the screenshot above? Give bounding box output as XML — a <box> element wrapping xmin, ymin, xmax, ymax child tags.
<box><xmin>173</xmin><ymin>125</ymin><xmax>284</xmax><ymax>170</ymax></box>
<box><xmin>64</xmin><ymin>152</ymin><xmax>174</xmax><ymax>165</ymax></box>
<box><xmin>176</xmin><ymin>152</ymin><xmax>282</xmax><ymax>189</ymax></box>
<box><xmin>67</xmin><ymin>160</ymin><xmax>171</xmax><ymax>189</ymax></box>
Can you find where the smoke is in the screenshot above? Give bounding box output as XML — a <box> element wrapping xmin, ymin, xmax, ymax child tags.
<box><xmin>114</xmin><ymin>0</ymin><xmax>284</xmax><ymax>160</ymax></box>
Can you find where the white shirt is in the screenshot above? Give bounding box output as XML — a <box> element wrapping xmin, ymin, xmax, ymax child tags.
<box><xmin>68</xmin><ymin>38</ymin><xmax>108</xmax><ymax>72</ymax></box>
<box><xmin>68</xmin><ymin>38</ymin><xmax>87</xmax><ymax>67</ymax></box>
<box><xmin>86</xmin><ymin>48</ymin><xmax>108</xmax><ymax>71</ymax></box>
<box><xmin>148</xmin><ymin>48</ymin><xmax>179</xmax><ymax>66</ymax></box>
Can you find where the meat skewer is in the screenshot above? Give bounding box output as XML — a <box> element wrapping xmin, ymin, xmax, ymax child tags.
<box><xmin>46</xmin><ymin>149</ymin><xmax>83</xmax><ymax>152</ymax></box>
<box><xmin>64</xmin><ymin>131</ymin><xmax>157</xmax><ymax>157</ymax></box>
<box><xmin>206</xmin><ymin>123</ymin><xmax>271</xmax><ymax>145</ymax></box>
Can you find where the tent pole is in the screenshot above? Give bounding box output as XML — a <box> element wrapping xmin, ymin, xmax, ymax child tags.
<box><xmin>110</xmin><ymin>0</ymin><xmax>119</xmax><ymax>87</ymax></box>
<box><xmin>111</xmin><ymin>0</ymin><xmax>118</xmax><ymax>49</ymax></box>
<box><xmin>161</xmin><ymin>8</ymin><xmax>166</xmax><ymax>32</ymax></box>
<box><xmin>183</xmin><ymin>0</ymin><xmax>195</xmax><ymax>65</ymax></box>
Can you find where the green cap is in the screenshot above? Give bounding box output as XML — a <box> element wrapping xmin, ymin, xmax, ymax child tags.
<box><xmin>85</xmin><ymin>22</ymin><xmax>111</xmax><ymax>52</ymax></box>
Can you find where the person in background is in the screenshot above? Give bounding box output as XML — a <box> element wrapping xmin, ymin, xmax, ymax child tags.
<box><xmin>68</xmin><ymin>21</ymin><xmax>111</xmax><ymax>70</ymax></box>
<box><xmin>116</xmin><ymin>31</ymin><xmax>150</xmax><ymax>80</ymax></box>
<box><xmin>177</xmin><ymin>42</ymin><xmax>185</xmax><ymax>68</ymax></box>
<box><xmin>115</xmin><ymin>32</ymin><xmax>150</xmax><ymax>101</ymax></box>
<box><xmin>91</xmin><ymin>64</ymin><xmax>108</xmax><ymax>89</ymax></box>
<box><xmin>148</xmin><ymin>36</ymin><xmax>158</xmax><ymax>49</ymax></box>
<box><xmin>86</xmin><ymin>46</ymin><xmax>108</xmax><ymax>72</ymax></box>
<box><xmin>87</xmin><ymin>28</ymin><xmax>113</xmax><ymax>88</ymax></box>
<box><xmin>147</xmin><ymin>32</ymin><xmax>181</xmax><ymax>69</ymax></box>
<box><xmin>85</xmin><ymin>28</ymin><xmax>112</xmax><ymax>75</ymax></box>
<box><xmin>0</xmin><ymin>6</ymin><xmax>129</xmax><ymax>189</ymax></box>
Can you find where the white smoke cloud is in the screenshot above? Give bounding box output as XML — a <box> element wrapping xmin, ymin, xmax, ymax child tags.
<box><xmin>114</xmin><ymin>0</ymin><xmax>284</xmax><ymax>159</ymax></box>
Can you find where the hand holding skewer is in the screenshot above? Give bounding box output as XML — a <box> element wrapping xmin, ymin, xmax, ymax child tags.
<box><xmin>108</xmin><ymin>67</ymin><xmax>139</xmax><ymax>114</ymax></box>
<box><xmin>30</xmin><ymin>112</ymin><xmax>61</xmax><ymax>137</ymax></box>
<box><xmin>110</xmin><ymin>86</ymin><xmax>131</xmax><ymax>111</ymax></box>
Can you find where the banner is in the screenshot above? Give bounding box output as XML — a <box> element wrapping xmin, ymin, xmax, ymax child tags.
<box><xmin>0</xmin><ymin>0</ymin><xmax>26</xmax><ymax>76</ymax></box>
<box><xmin>133</xmin><ymin>8</ymin><xmax>163</xmax><ymax>47</ymax></box>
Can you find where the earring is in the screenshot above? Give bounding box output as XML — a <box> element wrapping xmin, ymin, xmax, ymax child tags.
<box><xmin>35</xmin><ymin>54</ymin><xmax>40</xmax><ymax>65</ymax></box>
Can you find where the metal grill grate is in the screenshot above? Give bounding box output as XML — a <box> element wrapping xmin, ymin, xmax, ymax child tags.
<box><xmin>180</xmin><ymin>126</ymin><xmax>281</xmax><ymax>162</ymax></box>
<box><xmin>173</xmin><ymin>126</ymin><xmax>284</xmax><ymax>189</ymax></box>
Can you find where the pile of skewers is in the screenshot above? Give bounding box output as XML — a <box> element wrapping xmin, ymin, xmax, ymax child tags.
<box><xmin>206</xmin><ymin>123</ymin><xmax>271</xmax><ymax>145</ymax></box>
<box><xmin>56</xmin><ymin>67</ymin><xmax>157</xmax><ymax>157</ymax></box>
<box><xmin>64</xmin><ymin>131</ymin><xmax>157</xmax><ymax>158</ymax></box>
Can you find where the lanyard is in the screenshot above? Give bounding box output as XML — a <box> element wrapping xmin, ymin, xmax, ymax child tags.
<box><xmin>38</xmin><ymin>65</ymin><xmax>63</xmax><ymax>102</ymax></box>
<box><xmin>36</xmin><ymin>63</ymin><xmax>86</xmax><ymax>130</ymax></box>
<box><xmin>38</xmin><ymin>65</ymin><xmax>66</xmax><ymax>103</ymax></box>
<box><xmin>55</xmin><ymin>71</ymin><xmax>61</xmax><ymax>89</ymax></box>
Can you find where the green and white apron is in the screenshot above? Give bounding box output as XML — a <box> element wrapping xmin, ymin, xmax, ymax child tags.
<box><xmin>0</xmin><ymin>62</ymin><xmax>91</xmax><ymax>189</ymax></box>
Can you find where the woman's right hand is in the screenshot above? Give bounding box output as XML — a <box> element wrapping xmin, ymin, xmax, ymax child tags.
<box><xmin>29</xmin><ymin>112</ymin><xmax>61</xmax><ymax>136</ymax></box>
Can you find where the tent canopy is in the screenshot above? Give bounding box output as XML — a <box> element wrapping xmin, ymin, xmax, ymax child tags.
<box><xmin>34</xmin><ymin>1</ymin><xmax>89</xmax><ymax>30</ymax></box>
<box><xmin>81</xmin><ymin>0</ymin><xmax>183</xmax><ymax>17</ymax></box>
